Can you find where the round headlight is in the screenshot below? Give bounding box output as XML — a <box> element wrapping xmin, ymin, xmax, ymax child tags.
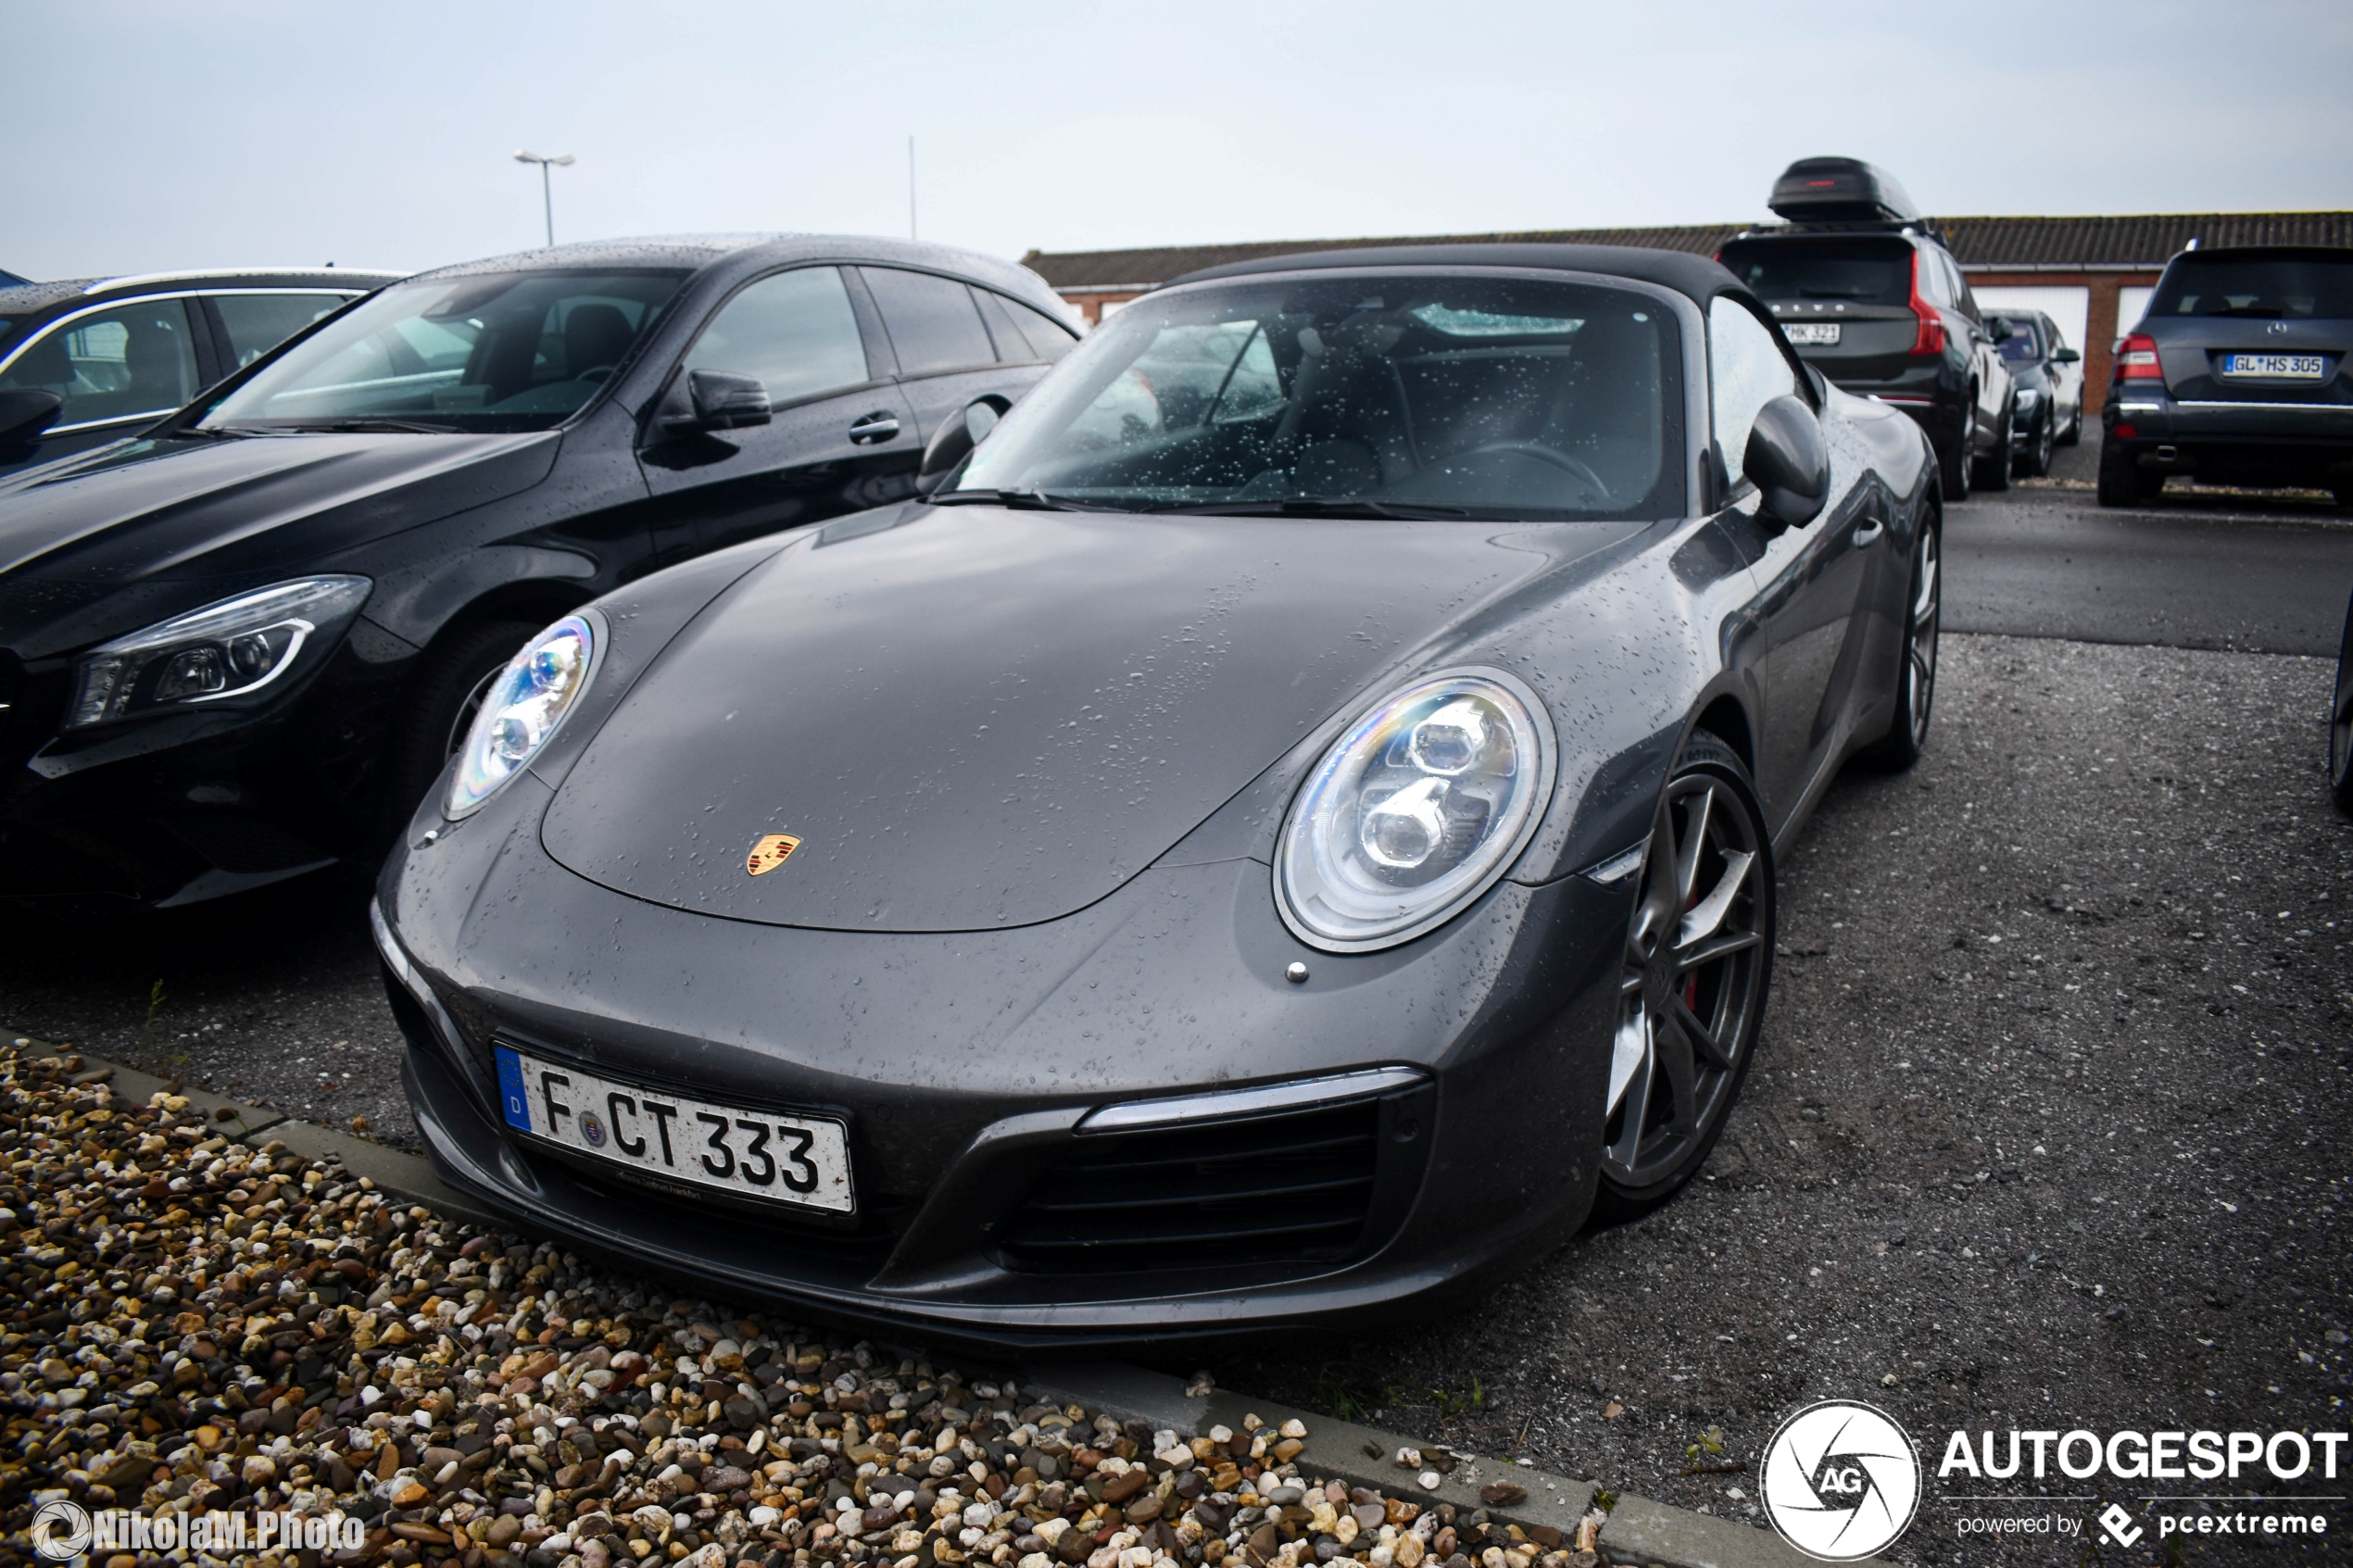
<box><xmin>445</xmin><ymin>614</ymin><xmax>599</xmax><ymax>820</ymax></box>
<box><xmin>1276</xmin><ymin>670</ymin><xmax>1556</xmax><ymax>952</ymax></box>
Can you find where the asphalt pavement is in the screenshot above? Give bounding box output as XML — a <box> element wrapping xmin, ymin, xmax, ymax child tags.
<box><xmin>1944</xmin><ymin>427</ymin><xmax>2352</xmax><ymax>657</ymax></box>
<box><xmin>5</xmin><ymin>456</ymin><xmax>2351</xmax><ymax>1563</ymax></box>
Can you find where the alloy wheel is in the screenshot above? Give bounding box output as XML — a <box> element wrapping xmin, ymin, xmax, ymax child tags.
<box><xmin>1903</xmin><ymin>522</ymin><xmax>1942</xmax><ymax>749</ymax></box>
<box><xmin>1602</xmin><ymin>747</ymin><xmax>1771</xmax><ymax>1194</ymax></box>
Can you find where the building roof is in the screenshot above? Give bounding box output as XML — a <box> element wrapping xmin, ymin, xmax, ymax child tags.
<box><xmin>1024</xmin><ymin>211</ymin><xmax>2353</xmax><ymax>292</ymax></box>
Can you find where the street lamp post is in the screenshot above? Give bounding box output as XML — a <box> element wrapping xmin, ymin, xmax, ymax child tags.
<box><xmin>512</xmin><ymin>149</ymin><xmax>574</xmax><ymax>248</ymax></box>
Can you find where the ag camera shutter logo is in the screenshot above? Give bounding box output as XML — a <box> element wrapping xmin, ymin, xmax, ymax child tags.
<box><xmin>1761</xmin><ymin>1399</ymin><xmax>1922</xmax><ymax>1561</ymax></box>
<box><xmin>32</xmin><ymin>1499</ymin><xmax>91</xmax><ymax>1562</ymax></box>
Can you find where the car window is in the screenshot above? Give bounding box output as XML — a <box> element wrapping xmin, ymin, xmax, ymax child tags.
<box><xmin>200</xmin><ymin>269</ymin><xmax>686</xmax><ymax>433</ymax></box>
<box><xmin>1914</xmin><ymin>250</ymin><xmax>1954</xmax><ymax>308</ymax></box>
<box><xmin>2149</xmin><ymin>256</ymin><xmax>2353</xmax><ymax>320</ymax></box>
<box><xmin>1994</xmin><ymin>318</ymin><xmax>2042</xmax><ymax>362</ymax></box>
<box><xmin>1718</xmin><ymin>237</ymin><xmax>1913</xmax><ymax>307</ymax></box>
<box><xmin>861</xmin><ymin>269</ymin><xmax>996</xmax><ymax>377</ymax></box>
<box><xmin>685</xmin><ymin>267</ymin><xmax>870</xmax><ymax>408</ymax></box>
<box><xmin>957</xmin><ymin>272</ymin><xmax>1682</xmax><ymax>521</ymax></box>
<box><xmin>1708</xmin><ymin>295</ymin><xmax>1798</xmax><ymax>492</ymax></box>
<box><xmin>970</xmin><ymin>290</ymin><xmax>1078</xmax><ymax>366</ymax></box>
<box><xmin>0</xmin><ymin>296</ymin><xmax>200</xmax><ymax>429</ymax></box>
<box><xmin>1008</xmin><ymin>299</ymin><xmax>1078</xmax><ymax>362</ymax></box>
<box><xmin>212</xmin><ymin>292</ymin><xmax>353</xmax><ymax>368</ymax></box>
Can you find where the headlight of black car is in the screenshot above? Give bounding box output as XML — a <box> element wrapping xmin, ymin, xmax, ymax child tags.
<box><xmin>65</xmin><ymin>576</ymin><xmax>372</xmax><ymax>729</ymax></box>
<box><xmin>1276</xmin><ymin>669</ymin><xmax>1555</xmax><ymax>952</ymax></box>
<box><xmin>445</xmin><ymin>612</ymin><xmax>600</xmax><ymax>821</ymax></box>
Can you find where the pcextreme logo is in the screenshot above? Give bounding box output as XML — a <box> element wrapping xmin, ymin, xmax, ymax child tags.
<box><xmin>1760</xmin><ymin>1399</ymin><xmax>1923</xmax><ymax>1561</ymax></box>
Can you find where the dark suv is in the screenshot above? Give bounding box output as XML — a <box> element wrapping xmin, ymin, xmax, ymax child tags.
<box><xmin>1719</xmin><ymin>157</ymin><xmax>2015</xmax><ymax>501</ymax></box>
<box><xmin>2100</xmin><ymin>245</ymin><xmax>2353</xmax><ymax>508</ymax></box>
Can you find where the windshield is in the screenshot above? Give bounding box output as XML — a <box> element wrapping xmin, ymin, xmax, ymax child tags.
<box><xmin>1994</xmin><ymin>319</ymin><xmax>2043</xmax><ymax>362</ymax></box>
<box><xmin>2148</xmin><ymin>256</ymin><xmax>2353</xmax><ymax>320</ymax></box>
<box><xmin>199</xmin><ymin>269</ymin><xmax>687</xmax><ymax>432</ymax></box>
<box><xmin>953</xmin><ymin>272</ymin><xmax>1682</xmax><ymax>520</ymax></box>
<box><xmin>1718</xmin><ymin>238</ymin><xmax>1913</xmax><ymax>307</ymax></box>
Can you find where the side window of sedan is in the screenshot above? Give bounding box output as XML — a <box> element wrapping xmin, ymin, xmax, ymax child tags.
<box><xmin>860</xmin><ymin>268</ymin><xmax>997</xmax><ymax>377</ymax></box>
<box><xmin>685</xmin><ymin>267</ymin><xmax>873</xmax><ymax>409</ymax></box>
<box><xmin>1708</xmin><ymin>296</ymin><xmax>1798</xmax><ymax>492</ymax></box>
<box><xmin>212</xmin><ymin>292</ymin><xmax>353</xmax><ymax>368</ymax></box>
<box><xmin>0</xmin><ymin>297</ymin><xmax>200</xmax><ymax>429</ymax></box>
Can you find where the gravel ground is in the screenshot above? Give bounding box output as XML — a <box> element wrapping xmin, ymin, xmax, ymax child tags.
<box><xmin>0</xmin><ymin>867</ymin><xmax>421</xmax><ymax>1150</ymax></box>
<box><xmin>1</xmin><ymin>1047</ymin><xmax>1601</xmax><ymax>1568</ymax></box>
<box><xmin>6</xmin><ymin>631</ymin><xmax>2349</xmax><ymax>1564</ymax></box>
<box><xmin>1209</xmin><ymin>634</ymin><xmax>2353</xmax><ymax>1562</ymax></box>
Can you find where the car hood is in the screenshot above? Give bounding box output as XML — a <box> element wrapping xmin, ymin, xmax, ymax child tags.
<box><xmin>0</xmin><ymin>430</ymin><xmax>558</xmax><ymax>648</ymax></box>
<box><xmin>542</xmin><ymin>503</ymin><xmax>1642</xmax><ymax>933</ymax></box>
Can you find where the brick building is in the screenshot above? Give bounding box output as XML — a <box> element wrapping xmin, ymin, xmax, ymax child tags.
<box><xmin>1024</xmin><ymin>211</ymin><xmax>2353</xmax><ymax>401</ymax></box>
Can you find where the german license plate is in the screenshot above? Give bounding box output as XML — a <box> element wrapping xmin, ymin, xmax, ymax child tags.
<box><xmin>495</xmin><ymin>1044</ymin><xmax>854</xmax><ymax>1213</ymax></box>
<box><xmin>2221</xmin><ymin>353</ymin><xmax>2323</xmax><ymax>380</ymax></box>
<box><xmin>1784</xmin><ymin>322</ymin><xmax>1841</xmax><ymax>346</ymax></box>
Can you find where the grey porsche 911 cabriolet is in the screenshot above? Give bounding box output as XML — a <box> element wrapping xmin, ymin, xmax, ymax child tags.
<box><xmin>374</xmin><ymin>243</ymin><xmax>1940</xmax><ymax>1348</ymax></box>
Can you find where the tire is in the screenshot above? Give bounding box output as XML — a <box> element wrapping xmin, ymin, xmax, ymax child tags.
<box><xmin>1974</xmin><ymin>395</ymin><xmax>2014</xmax><ymax>492</ymax></box>
<box><xmin>1857</xmin><ymin>512</ymin><xmax>1941</xmax><ymax>771</ymax></box>
<box><xmin>2017</xmin><ymin>408</ymin><xmax>2054</xmax><ymax>478</ymax></box>
<box><xmin>381</xmin><ymin>618</ymin><xmax>544</xmax><ymax>827</ymax></box>
<box><xmin>1593</xmin><ymin>732</ymin><xmax>1775</xmax><ymax>1218</ymax></box>
<box><xmin>2096</xmin><ymin>440</ymin><xmax>2163</xmax><ymax>507</ymax></box>
<box><xmin>2330</xmin><ymin>594</ymin><xmax>2353</xmax><ymax>818</ymax></box>
<box><xmin>1936</xmin><ymin>404</ymin><xmax>1971</xmax><ymax>503</ymax></box>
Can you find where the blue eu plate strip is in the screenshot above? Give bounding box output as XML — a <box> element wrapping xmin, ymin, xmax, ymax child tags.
<box><xmin>495</xmin><ymin>1047</ymin><xmax>533</xmax><ymax>1132</ymax></box>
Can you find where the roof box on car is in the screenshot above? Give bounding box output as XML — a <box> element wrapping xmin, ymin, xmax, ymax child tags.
<box><xmin>1768</xmin><ymin>157</ymin><xmax>1920</xmax><ymax>225</ymax></box>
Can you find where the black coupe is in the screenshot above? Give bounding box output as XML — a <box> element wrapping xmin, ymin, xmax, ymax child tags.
<box><xmin>376</xmin><ymin>243</ymin><xmax>1942</xmax><ymax>1346</ymax></box>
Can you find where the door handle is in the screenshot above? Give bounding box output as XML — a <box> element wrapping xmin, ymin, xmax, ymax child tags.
<box><xmin>848</xmin><ymin>411</ymin><xmax>901</xmax><ymax>445</ymax></box>
<box><xmin>1854</xmin><ymin>519</ymin><xmax>1884</xmax><ymax>547</ymax></box>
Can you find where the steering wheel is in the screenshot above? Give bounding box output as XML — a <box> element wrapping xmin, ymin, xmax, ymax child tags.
<box><xmin>1455</xmin><ymin>440</ymin><xmax>1611</xmax><ymax>502</ymax></box>
<box><xmin>572</xmin><ymin>364</ymin><xmax>619</xmax><ymax>384</ymax></box>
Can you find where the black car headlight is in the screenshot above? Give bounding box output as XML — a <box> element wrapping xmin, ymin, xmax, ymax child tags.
<box><xmin>1275</xmin><ymin>669</ymin><xmax>1555</xmax><ymax>952</ymax></box>
<box><xmin>65</xmin><ymin>575</ymin><xmax>371</xmax><ymax>729</ymax></box>
<box><xmin>444</xmin><ymin>612</ymin><xmax>600</xmax><ymax>821</ymax></box>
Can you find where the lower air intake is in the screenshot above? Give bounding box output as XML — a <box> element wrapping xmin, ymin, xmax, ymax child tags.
<box><xmin>998</xmin><ymin>1095</ymin><xmax>1416</xmax><ymax>1274</ymax></box>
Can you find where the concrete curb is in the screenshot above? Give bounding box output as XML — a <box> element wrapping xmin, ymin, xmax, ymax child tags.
<box><xmin>21</xmin><ymin>1033</ymin><xmax>1876</xmax><ymax>1568</ymax></box>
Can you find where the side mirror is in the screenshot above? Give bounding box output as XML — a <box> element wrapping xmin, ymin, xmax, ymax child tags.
<box><xmin>915</xmin><ymin>395</ymin><xmax>1013</xmax><ymax>496</ymax></box>
<box><xmin>662</xmin><ymin>370</ymin><xmax>770</xmax><ymax>436</ymax></box>
<box><xmin>0</xmin><ymin>390</ymin><xmax>63</xmax><ymax>452</ymax></box>
<box><xmin>2051</xmin><ymin>346</ymin><xmax>2082</xmax><ymax>364</ymax></box>
<box><xmin>1743</xmin><ymin>394</ymin><xmax>1830</xmax><ymax>531</ymax></box>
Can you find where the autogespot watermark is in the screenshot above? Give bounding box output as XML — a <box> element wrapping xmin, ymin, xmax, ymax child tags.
<box><xmin>30</xmin><ymin>1499</ymin><xmax>365</xmax><ymax>1561</ymax></box>
<box><xmin>1760</xmin><ymin>1399</ymin><xmax>1923</xmax><ymax>1562</ymax></box>
<box><xmin>1754</xmin><ymin>1400</ymin><xmax>2349</xmax><ymax>1557</ymax></box>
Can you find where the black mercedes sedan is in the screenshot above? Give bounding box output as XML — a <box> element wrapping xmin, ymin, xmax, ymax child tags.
<box><xmin>374</xmin><ymin>243</ymin><xmax>1941</xmax><ymax>1347</ymax></box>
<box><xmin>0</xmin><ymin>236</ymin><xmax>1074</xmax><ymax>907</ymax></box>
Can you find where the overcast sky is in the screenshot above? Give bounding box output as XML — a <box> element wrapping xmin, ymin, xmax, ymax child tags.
<box><xmin>7</xmin><ymin>0</ymin><xmax>2348</xmax><ymax>283</ymax></box>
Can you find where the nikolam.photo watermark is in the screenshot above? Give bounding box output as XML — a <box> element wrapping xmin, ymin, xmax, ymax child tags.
<box><xmin>30</xmin><ymin>1499</ymin><xmax>365</xmax><ymax>1562</ymax></box>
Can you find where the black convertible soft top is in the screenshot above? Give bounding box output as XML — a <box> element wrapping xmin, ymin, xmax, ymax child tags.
<box><xmin>1167</xmin><ymin>243</ymin><xmax>1743</xmax><ymax>305</ymax></box>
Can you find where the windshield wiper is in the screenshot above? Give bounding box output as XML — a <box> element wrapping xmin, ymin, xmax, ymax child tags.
<box><xmin>273</xmin><ymin>417</ymin><xmax>459</xmax><ymax>434</ymax></box>
<box><xmin>928</xmin><ymin>487</ymin><xmax>1087</xmax><ymax>510</ymax></box>
<box><xmin>1158</xmin><ymin>496</ymin><xmax>1470</xmax><ymax>521</ymax></box>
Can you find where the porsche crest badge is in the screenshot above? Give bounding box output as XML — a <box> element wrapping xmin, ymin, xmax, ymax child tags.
<box><xmin>746</xmin><ymin>834</ymin><xmax>801</xmax><ymax>876</ymax></box>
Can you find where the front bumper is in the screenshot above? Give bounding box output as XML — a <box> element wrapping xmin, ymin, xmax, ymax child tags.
<box><xmin>0</xmin><ymin>635</ymin><xmax>408</xmax><ymax>903</ymax></box>
<box><xmin>375</xmin><ymin>777</ymin><xmax>1624</xmax><ymax>1349</ymax></box>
